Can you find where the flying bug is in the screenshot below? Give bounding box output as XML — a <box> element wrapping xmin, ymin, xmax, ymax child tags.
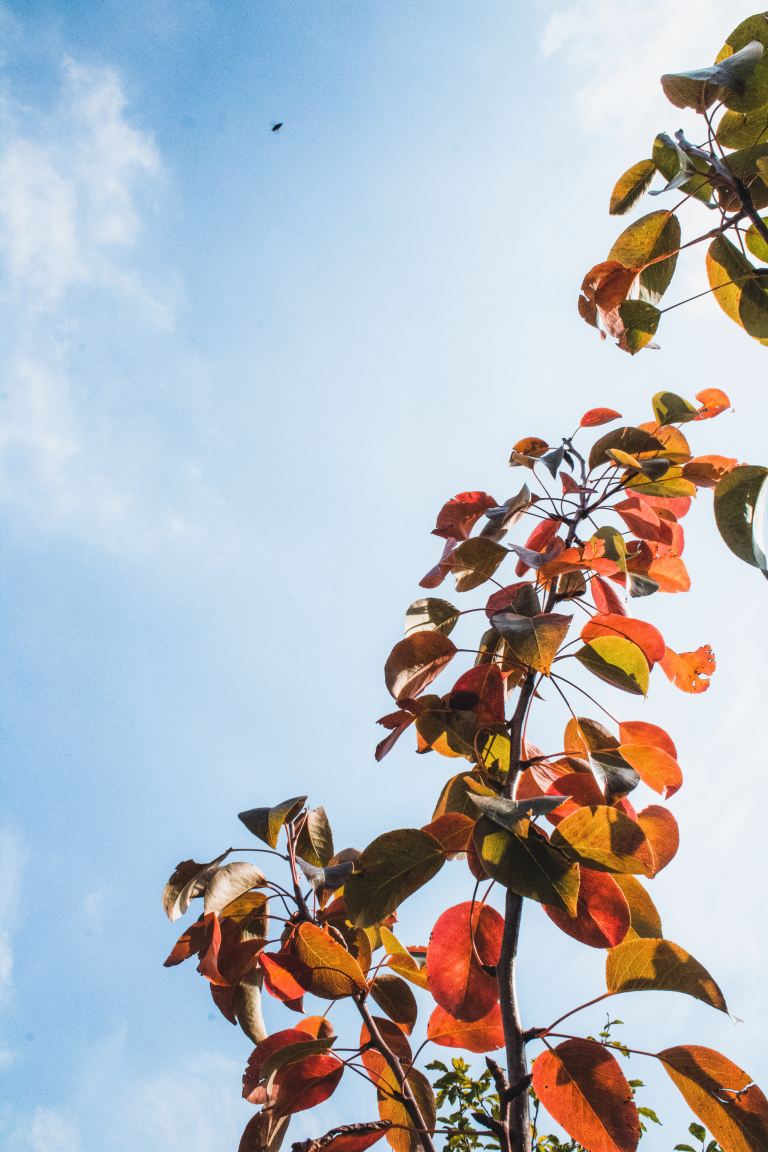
<box><xmin>271</xmin><ymin>122</ymin><xmax>283</xmax><ymax>132</ymax></box>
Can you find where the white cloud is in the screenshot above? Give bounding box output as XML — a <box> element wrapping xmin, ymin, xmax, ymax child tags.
<box><xmin>7</xmin><ymin>1110</ymin><xmax>81</xmax><ymax>1152</ymax></box>
<box><xmin>0</xmin><ymin>56</ymin><xmax>161</xmax><ymax>305</ymax></box>
<box><xmin>539</xmin><ymin>0</ymin><xmax>740</xmax><ymax>136</ymax></box>
<box><xmin>0</xmin><ymin>52</ymin><xmax>223</xmax><ymax>553</ymax></box>
<box><xmin>0</xmin><ymin>829</ymin><xmax>22</xmax><ymax>1001</ymax></box>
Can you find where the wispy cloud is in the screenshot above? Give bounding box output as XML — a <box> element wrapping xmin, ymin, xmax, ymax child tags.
<box><xmin>539</xmin><ymin>0</ymin><xmax>734</xmax><ymax>137</ymax></box>
<box><xmin>0</xmin><ymin>50</ymin><xmax>224</xmax><ymax>553</ymax></box>
<box><xmin>0</xmin><ymin>828</ymin><xmax>22</xmax><ymax>1002</ymax></box>
<box><xmin>0</xmin><ymin>56</ymin><xmax>162</xmax><ymax>308</ymax></box>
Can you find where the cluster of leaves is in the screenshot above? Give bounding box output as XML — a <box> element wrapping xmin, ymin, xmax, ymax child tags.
<box><xmin>164</xmin><ymin>396</ymin><xmax>768</xmax><ymax>1152</ymax></box>
<box><xmin>581</xmin><ymin>12</ymin><xmax>768</xmax><ymax>353</ymax></box>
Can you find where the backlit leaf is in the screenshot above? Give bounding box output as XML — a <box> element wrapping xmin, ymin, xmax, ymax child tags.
<box><xmin>614</xmin><ymin>875</ymin><xmax>663</xmax><ymax>940</ymax></box>
<box><xmin>404</xmin><ymin>598</ymin><xmax>461</xmax><ymax>638</ymax></box>
<box><xmin>581</xmin><ymin>407</ymin><xmax>622</xmax><ymax>428</ymax></box>
<box><xmin>296</xmin><ymin>807</ymin><xmax>335</xmax><ymax>869</ymax></box>
<box><xmin>490</xmin><ymin>611</ymin><xmax>572</xmax><ymax>675</ymax></box>
<box><xmin>658</xmin><ymin>1046</ymin><xmax>768</xmax><ymax>1152</ymax></box>
<box><xmin>532</xmin><ymin>1038</ymin><xmax>641</xmax><ymax>1152</ymax></box>
<box><xmin>370</xmin><ymin>1059</ymin><xmax>436</xmax><ymax>1152</ymax></box>
<box><xmin>576</xmin><ymin>637</ymin><xmax>649</xmax><ymax>696</ymax></box>
<box><xmin>617</xmin><ymin>300</ymin><xmax>661</xmax><ymax>354</ymax></box>
<box><xmin>427</xmin><ymin>1002</ymin><xmax>504</xmax><ymax>1052</ymax></box>
<box><xmin>706</xmin><ymin>236</ymin><xmax>768</xmax><ymax>344</ymax></box>
<box><xmin>426</xmin><ymin>901</ymin><xmax>503</xmax><ymax>1022</ymax></box>
<box><xmin>660</xmin><ymin>645</ymin><xmax>715</xmax><ymax>693</ymax></box>
<box><xmin>204</xmin><ymin>863</ymin><xmax>268</xmax><ymax>915</ymax></box>
<box><xmin>270</xmin><ymin>1052</ymin><xmax>345</xmax><ymax>1118</ymax></box>
<box><xmin>450</xmin><ymin>538</ymin><xmax>508</xmax><ymax>592</ymax></box>
<box><xmin>474</xmin><ymin>817</ymin><xmax>580</xmax><ymax>913</ymax></box>
<box><xmin>581</xmin><ymin>615</ymin><xmax>664</xmax><ymax>666</ymax></box>
<box><xmin>163</xmin><ymin>853</ymin><xmax>229</xmax><ymax>921</ymax></box>
<box><xmin>544</xmin><ymin>868</ymin><xmax>631</xmax><ymax>949</ymax></box>
<box><xmin>433</xmin><ymin>491</ymin><xmax>497</xmax><ymax>541</ymax></box>
<box><xmin>607</xmin><ymin>939</ymin><xmax>727</xmax><ymax>1012</ymax></box>
<box><xmin>589</xmin><ymin>427</ymin><xmax>664</xmax><ymax>471</ymax></box>
<box><xmin>384</xmin><ymin>633</ymin><xmax>457</xmax><ymax>701</ymax></box>
<box><xmin>239</xmin><ymin>797</ymin><xmax>307</xmax><ymax>849</ymax></box>
<box><xmin>294</xmin><ymin>923</ymin><xmax>367</xmax><ymax>999</ymax></box>
<box><xmin>297</xmin><ymin>1123</ymin><xmax>392</xmax><ymax>1152</ymax></box>
<box><xmin>716</xmin><ymin>16</ymin><xmax>768</xmax><ymax>112</ymax></box>
<box><xmin>662</xmin><ymin>40</ymin><xmax>764</xmax><ymax>111</ymax></box>
<box><xmin>345</xmin><ymin>829</ymin><xmax>444</xmax><ymax>928</ymax></box>
<box><xmin>638</xmin><ymin>805</ymin><xmax>679</xmax><ymax>876</ymax></box>
<box><xmin>551</xmin><ymin>806</ymin><xmax>654</xmax><ymax>875</ymax></box>
<box><xmin>610</xmin><ymin>160</ymin><xmax>656</xmax><ymax>216</ymax></box>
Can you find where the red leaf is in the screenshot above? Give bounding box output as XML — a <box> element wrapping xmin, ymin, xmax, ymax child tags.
<box><xmin>375</xmin><ymin>710</ymin><xmax>415</xmax><ymax>762</ymax></box>
<box><xmin>581</xmin><ymin>614</ymin><xmax>665</xmax><ymax>666</ymax></box>
<box><xmin>427</xmin><ymin>1002</ymin><xmax>505</xmax><ymax>1052</ymax></box>
<box><xmin>592</xmin><ymin>576</ymin><xmax>627</xmax><ymax>616</ymax></box>
<box><xmin>544</xmin><ymin>869</ymin><xmax>630</xmax><ymax>948</ymax></box>
<box><xmin>164</xmin><ymin>914</ymin><xmax>215</xmax><ymax>968</ymax></box>
<box><xmin>546</xmin><ymin>772</ymin><xmax>606</xmax><ymax>822</ymax></box>
<box><xmin>433</xmin><ymin>492</ymin><xmax>497</xmax><ymax>541</ymax></box>
<box><xmin>619</xmin><ymin>720</ymin><xmax>677</xmax><ymax>759</ymax></box>
<box><xmin>426</xmin><ymin>901</ymin><xmax>503</xmax><ymax>1021</ymax></box>
<box><xmin>581</xmin><ymin>407</ymin><xmax>622</xmax><ymax>428</ymax></box>
<box><xmin>533</xmin><ymin>1038</ymin><xmax>640</xmax><ymax>1152</ymax></box>
<box><xmin>419</xmin><ymin>538</ymin><xmax>458</xmax><ymax>590</ymax></box>
<box><xmin>448</xmin><ymin>664</ymin><xmax>505</xmax><ymax>725</ymax></box>
<box><xmin>260</xmin><ymin>950</ymin><xmax>312</xmax><ymax>1002</ymax></box>
<box><xmin>384</xmin><ymin>632</ymin><xmax>457</xmax><ymax>701</ymax></box>
<box><xmin>515</xmin><ymin>519</ymin><xmax>561</xmax><ymax>576</ymax></box>
<box><xmin>303</xmin><ymin>1125</ymin><xmax>392</xmax><ymax>1152</ymax></box>
<box><xmin>421</xmin><ymin>813</ymin><xmax>474</xmax><ymax>856</ymax></box>
<box><xmin>243</xmin><ymin>1028</ymin><xmax>318</xmax><ymax>1099</ymax></box>
<box><xmin>660</xmin><ymin>645</ymin><xmax>715</xmax><ymax>693</ymax></box>
<box><xmin>613</xmin><ymin>497</ymin><xmax>675</xmax><ymax>545</ymax></box>
<box><xmin>271</xmin><ymin>1053</ymin><xmax>344</xmax><ymax>1117</ymax></box>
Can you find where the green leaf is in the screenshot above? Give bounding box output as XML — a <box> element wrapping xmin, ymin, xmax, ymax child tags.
<box><xmin>652</xmin><ymin>391</ymin><xmax>698</xmax><ymax>425</ymax></box>
<box><xmin>618</xmin><ymin>301</ymin><xmax>661</xmax><ymax>354</ymax></box>
<box><xmin>405</xmin><ymin>598</ymin><xmax>462</xmax><ymax>638</ymax></box>
<box><xmin>706</xmin><ymin>235</ymin><xmax>768</xmax><ymax>342</ymax></box>
<box><xmin>473</xmin><ymin>816</ymin><xmax>580</xmax><ymax>913</ymax></box>
<box><xmin>714</xmin><ymin>464</ymin><xmax>768</xmax><ymax>572</ymax></box>
<box><xmin>652</xmin><ymin>133</ymin><xmax>712</xmax><ymax>204</ymax></box>
<box><xmin>661</xmin><ymin>41</ymin><xmax>764</xmax><ymax>111</ymax></box>
<box><xmin>746</xmin><ymin>218</ymin><xmax>768</xmax><ymax>264</ymax></box>
<box><xmin>238</xmin><ymin>796</ymin><xmax>307</xmax><ymax>848</ymax></box>
<box><xmin>450</xmin><ymin>538</ymin><xmax>508</xmax><ymax>592</ymax></box>
<box><xmin>716</xmin><ymin>18</ymin><xmax>768</xmax><ymax>112</ymax></box>
<box><xmin>608</xmin><ymin>210</ymin><xmax>679</xmax><ymax>273</ymax></box>
<box><xmin>489</xmin><ymin>611</ymin><xmax>572</xmax><ymax>675</ymax></box>
<box><xmin>551</xmin><ymin>806</ymin><xmax>655</xmax><ymax>875</ymax></box>
<box><xmin>606</xmin><ymin>938</ymin><xmax>727</xmax><ymax>1011</ymax></box>
<box><xmin>589</xmin><ymin>427</ymin><xmax>664</xmax><ymax>471</ymax></box>
<box><xmin>575</xmin><ymin>636</ymin><xmax>649</xmax><ymax>696</ymax></box>
<box><xmin>717</xmin><ymin>106</ymin><xmax>768</xmax><ymax>149</ymax></box>
<box><xmin>345</xmin><ymin>828</ymin><xmax>445</xmax><ymax>928</ymax></box>
<box><xmin>295</xmin><ymin>807</ymin><xmax>335</xmax><ymax>868</ymax></box>
<box><xmin>609</xmin><ymin>160</ymin><xmax>656</xmax><ymax>216</ymax></box>
<box><xmin>637</xmin><ymin>214</ymin><xmax>681</xmax><ymax>305</ymax></box>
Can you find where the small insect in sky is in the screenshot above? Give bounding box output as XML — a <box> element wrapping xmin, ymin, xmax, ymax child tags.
<box><xmin>271</xmin><ymin>122</ymin><xmax>283</xmax><ymax>132</ymax></box>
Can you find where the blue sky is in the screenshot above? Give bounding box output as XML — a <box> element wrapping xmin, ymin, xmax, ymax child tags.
<box><xmin>0</xmin><ymin>2</ymin><xmax>767</xmax><ymax>1149</ymax></box>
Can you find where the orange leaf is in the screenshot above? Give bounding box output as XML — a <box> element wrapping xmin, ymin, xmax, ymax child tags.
<box><xmin>427</xmin><ymin>1002</ymin><xmax>505</xmax><ymax>1052</ymax></box>
<box><xmin>426</xmin><ymin>901</ymin><xmax>503</xmax><ymax>1022</ymax></box>
<box><xmin>659</xmin><ymin>1046</ymin><xmax>768</xmax><ymax>1152</ymax></box>
<box><xmin>533</xmin><ymin>1038</ymin><xmax>640</xmax><ymax>1152</ymax></box>
<box><xmin>683</xmin><ymin>455</ymin><xmax>738</xmax><ymax>488</ymax></box>
<box><xmin>694</xmin><ymin>388</ymin><xmax>731</xmax><ymax>420</ymax></box>
<box><xmin>637</xmin><ymin>805</ymin><xmax>679</xmax><ymax>876</ymax></box>
<box><xmin>660</xmin><ymin>645</ymin><xmax>715</xmax><ymax>693</ymax></box>
<box><xmin>260</xmin><ymin>950</ymin><xmax>311</xmax><ymax>1002</ymax></box>
<box><xmin>581</xmin><ymin>614</ymin><xmax>665</xmax><ymax>665</ymax></box>
<box><xmin>618</xmin><ymin>720</ymin><xmax>677</xmax><ymax>759</ymax></box>
<box><xmin>617</xmin><ymin>744</ymin><xmax>682</xmax><ymax>798</ymax></box>
<box><xmin>270</xmin><ymin>1052</ymin><xmax>344</xmax><ymax>1117</ymax></box>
